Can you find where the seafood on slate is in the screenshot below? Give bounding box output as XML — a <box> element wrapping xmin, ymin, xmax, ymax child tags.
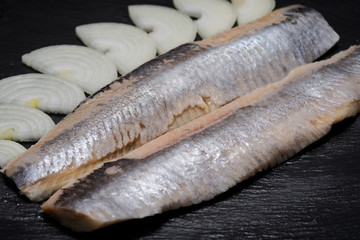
<box><xmin>43</xmin><ymin>46</ymin><xmax>360</xmax><ymax>232</ymax></box>
<box><xmin>4</xmin><ymin>5</ymin><xmax>339</xmax><ymax>201</ymax></box>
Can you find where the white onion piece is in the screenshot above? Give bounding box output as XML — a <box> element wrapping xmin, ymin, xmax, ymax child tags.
<box><xmin>0</xmin><ymin>140</ymin><xmax>26</xmax><ymax>169</ymax></box>
<box><xmin>173</xmin><ymin>0</ymin><xmax>237</xmax><ymax>39</ymax></box>
<box><xmin>0</xmin><ymin>104</ymin><xmax>55</xmax><ymax>142</ymax></box>
<box><xmin>0</xmin><ymin>73</ymin><xmax>85</xmax><ymax>114</ymax></box>
<box><xmin>22</xmin><ymin>45</ymin><xmax>118</xmax><ymax>94</ymax></box>
<box><xmin>128</xmin><ymin>5</ymin><xmax>197</xmax><ymax>55</ymax></box>
<box><xmin>76</xmin><ymin>23</ymin><xmax>157</xmax><ymax>75</ymax></box>
<box><xmin>232</xmin><ymin>0</ymin><xmax>275</xmax><ymax>25</ymax></box>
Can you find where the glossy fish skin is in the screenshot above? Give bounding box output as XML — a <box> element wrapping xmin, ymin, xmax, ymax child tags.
<box><xmin>4</xmin><ymin>5</ymin><xmax>339</xmax><ymax>201</ymax></box>
<box><xmin>42</xmin><ymin>46</ymin><xmax>360</xmax><ymax>232</ymax></box>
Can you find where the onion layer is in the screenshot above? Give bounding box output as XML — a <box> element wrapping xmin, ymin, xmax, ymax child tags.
<box><xmin>232</xmin><ymin>0</ymin><xmax>276</xmax><ymax>25</ymax></box>
<box><xmin>173</xmin><ymin>0</ymin><xmax>237</xmax><ymax>39</ymax></box>
<box><xmin>0</xmin><ymin>104</ymin><xmax>55</xmax><ymax>142</ymax></box>
<box><xmin>76</xmin><ymin>23</ymin><xmax>157</xmax><ymax>75</ymax></box>
<box><xmin>22</xmin><ymin>45</ymin><xmax>118</xmax><ymax>94</ymax></box>
<box><xmin>128</xmin><ymin>4</ymin><xmax>197</xmax><ymax>55</ymax></box>
<box><xmin>0</xmin><ymin>73</ymin><xmax>85</xmax><ymax>114</ymax></box>
<box><xmin>0</xmin><ymin>140</ymin><xmax>26</xmax><ymax>169</ymax></box>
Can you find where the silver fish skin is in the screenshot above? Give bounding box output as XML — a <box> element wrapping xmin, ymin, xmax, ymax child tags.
<box><xmin>4</xmin><ymin>5</ymin><xmax>339</xmax><ymax>201</ymax></box>
<box><xmin>42</xmin><ymin>46</ymin><xmax>360</xmax><ymax>232</ymax></box>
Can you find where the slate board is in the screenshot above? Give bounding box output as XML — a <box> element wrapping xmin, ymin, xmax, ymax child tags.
<box><xmin>0</xmin><ymin>0</ymin><xmax>359</xmax><ymax>239</ymax></box>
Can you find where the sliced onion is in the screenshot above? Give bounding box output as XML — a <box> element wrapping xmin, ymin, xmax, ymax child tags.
<box><xmin>0</xmin><ymin>73</ymin><xmax>85</xmax><ymax>114</ymax></box>
<box><xmin>128</xmin><ymin>4</ymin><xmax>197</xmax><ymax>55</ymax></box>
<box><xmin>0</xmin><ymin>140</ymin><xmax>26</xmax><ymax>169</ymax></box>
<box><xmin>0</xmin><ymin>104</ymin><xmax>55</xmax><ymax>142</ymax></box>
<box><xmin>76</xmin><ymin>23</ymin><xmax>157</xmax><ymax>75</ymax></box>
<box><xmin>173</xmin><ymin>0</ymin><xmax>237</xmax><ymax>39</ymax></box>
<box><xmin>22</xmin><ymin>45</ymin><xmax>118</xmax><ymax>94</ymax></box>
<box><xmin>232</xmin><ymin>0</ymin><xmax>276</xmax><ymax>26</ymax></box>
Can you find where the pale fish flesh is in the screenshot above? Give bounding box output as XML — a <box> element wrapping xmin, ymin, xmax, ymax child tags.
<box><xmin>4</xmin><ymin>5</ymin><xmax>339</xmax><ymax>201</ymax></box>
<box><xmin>42</xmin><ymin>46</ymin><xmax>360</xmax><ymax>232</ymax></box>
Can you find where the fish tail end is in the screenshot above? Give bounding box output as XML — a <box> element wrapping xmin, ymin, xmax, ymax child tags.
<box><xmin>41</xmin><ymin>202</ymin><xmax>103</xmax><ymax>232</ymax></box>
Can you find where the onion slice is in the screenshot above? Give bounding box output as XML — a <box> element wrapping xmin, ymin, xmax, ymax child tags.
<box><xmin>173</xmin><ymin>0</ymin><xmax>237</xmax><ymax>39</ymax></box>
<box><xmin>0</xmin><ymin>104</ymin><xmax>55</xmax><ymax>142</ymax></box>
<box><xmin>22</xmin><ymin>45</ymin><xmax>118</xmax><ymax>94</ymax></box>
<box><xmin>232</xmin><ymin>0</ymin><xmax>276</xmax><ymax>25</ymax></box>
<box><xmin>128</xmin><ymin>4</ymin><xmax>197</xmax><ymax>55</ymax></box>
<box><xmin>0</xmin><ymin>73</ymin><xmax>85</xmax><ymax>114</ymax></box>
<box><xmin>76</xmin><ymin>23</ymin><xmax>157</xmax><ymax>75</ymax></box>
<box><xmin>0</xmin><ymin>140</ymin><xmax>26</xmax><ymax>169</ymax></box>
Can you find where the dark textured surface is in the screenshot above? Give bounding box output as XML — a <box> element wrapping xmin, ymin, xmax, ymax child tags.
<box><xmin>0</xmin><ymin>0</ymin><xmax>359</xmax><ymax>239</ymax></box>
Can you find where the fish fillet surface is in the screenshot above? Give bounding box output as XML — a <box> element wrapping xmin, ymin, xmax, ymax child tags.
<box><xmin>42</xmin><ymin>46</ymin><xmax>360</xmax><ymax>232</ymax></box>
<box><xmin>4</xmin><ymin>5</ymin><xmax>339</xmax><ymax>201</ymax></box>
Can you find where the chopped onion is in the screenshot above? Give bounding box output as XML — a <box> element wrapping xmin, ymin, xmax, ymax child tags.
<box><xmin>0</xmin><ymin>104</ymin><xmax>55</xmax><ymax>142</ymax></box>
<box><xmin>128</xmin><ymin>4</ymin><xmax>197</xmax><ymax>55</ymax></box>
<box><xmin>76</xmin><ymin>23</ymin><xmax>157</xmax><ymax>75</ymax></box>
<box><xmin>0</xmin><ymin>140</ymin><xmax>26</xmax><ymax>169</ymax></box>
<box><xmin>0</xmin><ymin>73</ymin><xmax>85</xmax><ymax>114</ymax></box>
<box><xmin>232</xmin><ymin>0</ymin><xmax>275</xmax><ymax>26</ymax></box>
<box><xmin>173</xmin><ymin>0</ymin><xmax>237</xmax><ymax>39</ymax></box>
<box><xmin>22</xmin><ymin>45</ymin><xmax>118</xmax><ymax>94</ymax></box>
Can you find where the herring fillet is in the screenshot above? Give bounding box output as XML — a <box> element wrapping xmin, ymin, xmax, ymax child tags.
<box><xmin>4</xmin><ymin>5</ymin><xmax>339</xmax><ymax>201</ymax></box>
<box><xmin>42</xmin><ymin>46</ymin><xmax>360</xmax><ymax>232</ymax></box>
